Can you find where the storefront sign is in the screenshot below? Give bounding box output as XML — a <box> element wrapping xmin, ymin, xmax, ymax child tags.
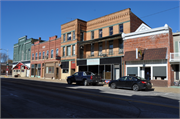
<box><xmin>87</xmin><ymin>58</ymin><xmax>100</xmax><ymax>65</ymax></box>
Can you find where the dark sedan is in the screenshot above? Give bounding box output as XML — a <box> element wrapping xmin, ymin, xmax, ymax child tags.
<box><xmin>108</xmin><ymin>76</ymin><xmax>152</xmax><ymax>91</ymax></box>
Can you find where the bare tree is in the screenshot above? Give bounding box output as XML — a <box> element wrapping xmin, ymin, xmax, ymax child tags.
<box><xmin>0</xmin><ymin>52</ymin><xmax>10</xmax><ymax>63</ymax></box>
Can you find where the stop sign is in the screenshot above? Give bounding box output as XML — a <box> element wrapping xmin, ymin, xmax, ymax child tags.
<box><xmin>6</xmin><ymin>68</ymin><xmax>8</xmax><ymax>71</ymax></box>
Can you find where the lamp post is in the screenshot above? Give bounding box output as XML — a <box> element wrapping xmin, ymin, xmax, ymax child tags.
<box><xmin>0</xmin><ymin>49</ymin><xmax>8</xmax><ymax>76</ymax></box>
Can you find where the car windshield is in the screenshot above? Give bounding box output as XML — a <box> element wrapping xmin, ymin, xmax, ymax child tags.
<box><xmin>136</xmin><ymin>76</ymin><xmax>146</xmax><ymax>80</ymax></box>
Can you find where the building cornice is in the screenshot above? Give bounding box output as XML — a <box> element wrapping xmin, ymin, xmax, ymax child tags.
<box><xmin>122</xmin><ymin>24</ymin><xmax>170</xmax><ymax>40</ymax></box>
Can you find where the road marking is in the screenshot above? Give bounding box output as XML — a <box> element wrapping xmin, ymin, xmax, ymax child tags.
<box><xmin>2</xmin><ymin>79</ymin><xmax>179</xmax><ymax>109</ymax></box>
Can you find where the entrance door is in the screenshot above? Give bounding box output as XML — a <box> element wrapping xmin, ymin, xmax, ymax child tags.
<box><xmin>114</xmin><ymin>68</ymin><xmax>119</xmax><ymax>80</ymax></box>
<box><xmin>145</xmin><ymin>67</ymin><xmax>151</xmax><ymax>80</ymax></box>
<box><xmin>26</xmin><ymin>70</ymin><xmax>29</xmax><ymax>77</ymax></box>
<box><xmin>56</xmin><ymin>68</ymin><xmax>59</xmax><ymax>79</ymax></box>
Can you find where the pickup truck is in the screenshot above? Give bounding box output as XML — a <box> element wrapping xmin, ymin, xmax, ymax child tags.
<box><xmin>66</xmin><ymin>71</ymin><xmax>102</xmax><ymax>86</ymax></box>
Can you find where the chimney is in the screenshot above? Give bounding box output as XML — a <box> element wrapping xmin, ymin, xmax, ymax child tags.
<box><xmin>39</xmin><ymin>37</ymin><xmax>41</xmax><ymax>41</ymax></box>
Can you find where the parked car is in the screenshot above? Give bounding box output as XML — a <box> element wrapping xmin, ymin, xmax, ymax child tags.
<box><xmin>66</xmin><ymin>71</ymin><xmax>102</xmax><ymax>86</ymax></box>
<box><xmin>108</xmin><ymin>76</ymin><xmax>152</xmax><ymax>91</ymax></box>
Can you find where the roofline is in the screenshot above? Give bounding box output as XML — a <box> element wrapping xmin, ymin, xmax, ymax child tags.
<box><xmin>87</xmin><ymin>8</ymin><xmax>131</xmax><ymax>22</ymax></box>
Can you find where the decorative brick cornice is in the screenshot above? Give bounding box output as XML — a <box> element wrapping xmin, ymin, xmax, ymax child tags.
<box><xmin>87</xmin><ymin>12</ymin><xmax>129</xmax><ymax>27</ymax></box>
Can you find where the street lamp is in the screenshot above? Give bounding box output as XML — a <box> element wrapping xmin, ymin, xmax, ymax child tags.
<box><xmin>0</xmin><ymin>49</ymin><xmax>8</xmax><ymax>76</ymax></box>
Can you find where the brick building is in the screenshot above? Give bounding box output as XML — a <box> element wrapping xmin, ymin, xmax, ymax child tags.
<box><xmin>170</xmin><ymin>32</ymin><xmax>180</xmax><ymax>84</ymax></box>
<box><xmin>0</xmin><ymin>62</ymin><xmax>12</xmax><ymax>75</ymax></box>
<box><xmin>13</xmin><ymin>36</ymin><xmax>43</xmax><ymax>77</ymax></box>
<box><xmin>60</xmin><ymin>8</ymin><xmax>146</xmax><ymax>80</ymax></box>
<box><xmin>30</xmin><ymin>36</ymin><xmax>61</xmax><ymax>79</ymax></box>
<box><xmin>123</xmin><ymin>23</ymin><xmax>174</xmax><ymax>87</ymax></box>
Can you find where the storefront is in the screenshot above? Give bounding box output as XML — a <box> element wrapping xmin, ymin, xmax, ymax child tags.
<box><xmin>77</xmin><ymin>57</ymin><xmax>122</xmax><ymax>81</ymax></box>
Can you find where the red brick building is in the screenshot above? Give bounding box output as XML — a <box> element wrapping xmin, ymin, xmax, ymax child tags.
<box><xmin>123</xmin><ymin>23</ymin><xmax>174</xmax><ymax>87</ymax></box>
<box><xmin>30</xmin><ymin>36</ymin><xmax>61</xmax><ymax>79</ymax></box>
<box><xmin>60</xmin><ymin>8</ymin><xmax>147</xmax><ymax>80</ymax></box>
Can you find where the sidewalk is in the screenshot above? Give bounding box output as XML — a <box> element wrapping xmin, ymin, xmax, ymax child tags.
<box><xmin>1</xmin><ymin>75</ymin><xmax>180</xmax><ymax>94</ymax></box>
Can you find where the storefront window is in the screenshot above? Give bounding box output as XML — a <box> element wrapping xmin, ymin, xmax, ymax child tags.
<box><xmin>63</xmin><ymin>69</ymin><xmax>69</xmax><ymax>73</ymax></box>
<box><xmin>31</xmin><ymin>64</ymin><xmax>34</xmax><ymax>75</ymax></box>
<box><xmin>46</xmin><ymin>66</ymin><xmax>54</xmax><ymax>73</ymax></box>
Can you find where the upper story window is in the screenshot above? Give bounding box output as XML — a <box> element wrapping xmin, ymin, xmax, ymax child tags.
<box><xmin>67</xmin><ymin>32</ymin><xmax>71</xmax><ymax>41</ymax></box>
<box><xmin>98</xmin><ymin>42</ymin><xmax>102</xmax><ymax>56</ymax></box>
<box><xmin>51</xmin><ymin>49</ymin><xmax>54</xmax><ymax>58</ymax></box>
<box><xmin>63</xmin><ymin>47</ymin><xmax>65</xmax><ymax>57</ymax></box>
<box><xmin>56</xmin><ymin>48</ymin><xmax>59</xmax><ymax>56</ymax></box>
<box><xmin>91</xmin><ymin>43</ymin><xmax>94</xmax><ymax>56</ymax></box>
<box><xmin>72</xmin><ymin>45</ymin><xmax>75</xmax><ymax>55</ymax></box>
<box><xmin>109</xmin><ymin>41</ymin><xmax>113</xmax><ymax>55</ymax></box>
<box><xmin>35</xmin><ymin>52</ymin><xmax>37</xmax><ymax>60</ymax></box>
<box><xmin>67</xmin><ymin>46</ymin><xmax>71</xmax><ymax>56</ymax></box>
<box><xmin>99</xmin><ymin>29</ymin><xmax>102</xmax><ymax>38</ymax></box>
<box><xmin>46</xmin><ymin>50</ymin><xmax>49</xmax><ymax>58</ymax></box>
<box><xmin>91</xmin><ymin>31</ymin><xmax>94</xmax><ymax>39</ymax></box>
<box><xmin>80</xmin><ymin>32</ymin><xmax>84</xmax><ymax>41</ymax></box>
<box><xmin>39</xmin><ymin>52</ymin><xmax>41</xmax><ymax>59</ymax></box>
<box><xmin>63</xmin><ymin>34</ymin><xmax>66</xmax><ymax>42</ymax></box>
<box><xmin>73</xmin><ymin>31</ymin><xmax>75</xmax><ymax>40</ymax></box>
<box><xmin>119</xmin><ymin>40</ymin><xmax>123</xmax><ymax>53</ymax></box>
<box><xmin>119</xmin><ymin>24</ymin><xmax>123</xmax><ymax>33</ymax></box>
<box><xmin>109</xmin><ymin>26</ymin><xmax>113</xmax><ymax>36</ymax></box>
<box><xmin>32</xmin><ymin>53</ymin><xmax>34</xmax><ymax>60</ymax></box>
<box><xmin>43</xmin><ymin>51</ymin><xmax>45</xmax><ymax>59</ymax></box>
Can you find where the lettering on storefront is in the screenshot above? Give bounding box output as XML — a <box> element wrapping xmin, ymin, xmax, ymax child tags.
<box><xmin>87</xmin><ymin>58</ymin><xmax>100</xmax><ymax>65</ymax></box>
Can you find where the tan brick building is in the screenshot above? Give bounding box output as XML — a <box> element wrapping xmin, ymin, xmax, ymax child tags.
<box><xmin>123</xmin><ymin>23</ymin><xmax>174</xmax><ymax>87</ymax></box>
<box><xmin>30</xmin><ymin>36</ymin><xmax>61</xmax><ymax>79</ymax></box>
<box><xmin>60</xmin><ymin>8</ymin><xmax>146</xmax><ymax>80</ymax></box>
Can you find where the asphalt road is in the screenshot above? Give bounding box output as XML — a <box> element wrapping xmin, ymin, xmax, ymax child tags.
<box><xmin>1</xmin><ymin>78</ymin><xmax>180</xmax><ymax>118</ymax></box>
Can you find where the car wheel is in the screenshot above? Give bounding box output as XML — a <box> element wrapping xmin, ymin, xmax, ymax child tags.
<box><xmin>84</xmin><ymin>80</ymin><xmax>88</xmax><ymax>86</ymax></box>
<box><xmin>110</xmin><ymin>83</ymin><xmax>116</xmax><ymax>89</ymax></box>
<box><xmin>67</xmin><ymin>79</ymin><xmax>72</xmax><ymax>84</ymax></box>
<box><xmin>133</xmin><ymin>84</ymin><xmax>139</xmax><ymax>91</ymax></box>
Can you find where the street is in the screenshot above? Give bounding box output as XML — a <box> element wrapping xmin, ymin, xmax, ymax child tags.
<box><xmin>1</xmin><ymin>78</ymin><xmax>180</xmax><ymax>118</ymax></box>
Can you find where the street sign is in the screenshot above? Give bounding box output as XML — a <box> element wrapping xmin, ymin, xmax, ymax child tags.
<box><xmin>7</xmin><ymin>64</ymin><xmax>9</xmax><ymax>66</ymax></box>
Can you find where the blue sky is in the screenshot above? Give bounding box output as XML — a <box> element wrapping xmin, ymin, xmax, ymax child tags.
<box><xmin>1</xmin><ymin>1</ymin><xmax>179</xmax><ymax>60</ymax></box>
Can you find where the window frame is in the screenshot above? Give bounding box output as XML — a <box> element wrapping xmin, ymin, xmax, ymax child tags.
<box><xmin>51</xmin><ymin>49</ymin><xmax>54</xmax><ymax>58</ymax></box>
<box><xmin>109</xmin><ymin>26</ymin><xmax>113</xmax><ymax>36</ymax></box>
<box><xmin>72</xmin><ymin>45</ymin><xmax>75</xmax><ymax>56</ymax></box>
<box><xmin>109</xmin><ymin>41</ymin><xmax>113</xmax><ymax>55</ymax></box>
<box><xmin>91</xmin><ymin>31</ymin><xmax>94</xmax><ymax>39</ymax></box>
<box><xmin>67</xmin><ymin>45</ymin><xmax>71</xmax><ymax>56</ymax></box>
<box><xmin>32</xmin><ymin>53</ymin><xmax>34</xmax><ymax>60</ymax></box>
<box><xmin>80</xmin><ymin>32</ymin><xmax>84</xmax><ymax>41</ymax></box>
<box><xmin>91</xmin><ymin>43</ymin><xmax>94</xmax><ymax>56</ymax></box>
<box><xmin>43</xmin><ymin>51</ymin><xmax>45</xmax><ymax>59</ymax></box>
<box><xmin>98</xmin><ymin>42</ymin><xmax>102</xmax><ymax>56</ymax></box>
<box><xmin>46</xmin><ymin>50</ymin><xmax>49</xmax><ymax>58</ymax></box>
<box><xmin>73</xmin><ymin>31</ymin><xmax>75</xmax><ymax>40</ymax></box>
<box><xmin>56</xmin><ymin>48</ymin><xmax>59</xmax><ymax>56</ymax></box>
<box><xmin>39</xmin><ymin>52</ymin><xmax>41</xmax><ymax>59</ymax></box>
<box><xmin>119</xmin><ymin>24</ymin><xmax>123</xmax><ymax>33</ymax></box>
<box><xmin>67</xmin><ymin>32</ymin><xmax>71</xmax><ymax>41</ymax></box>
<box><xmin>99</xmin><ymin>29</ymin><xmax>102</xmax><ymax>38</ymax></box>
<box><xmin>63</xmin><ymin>47</ymin><xmax>65</xmax><ymax>57</ymax></box>
<box><xmin>63</xmin><ymin>34</ymin><xmax>66</xmax><ymax>42</ymax></box>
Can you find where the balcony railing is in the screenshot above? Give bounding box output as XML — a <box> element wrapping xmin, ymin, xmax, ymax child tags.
<box><xmin>170</xmin><ymin>53</ymin><xmax>180</xmax><ymax>62</ymax></box>
<box><xmin>82</xmin><ymin>50</ymin><xmax>123</xmax><ymax>59</ymax></box>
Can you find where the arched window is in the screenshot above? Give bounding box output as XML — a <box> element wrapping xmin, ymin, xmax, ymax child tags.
<box><xmin>51</xmin><ymin>49</ymin><xmax>54</xmax><ymax>58</ymax></box>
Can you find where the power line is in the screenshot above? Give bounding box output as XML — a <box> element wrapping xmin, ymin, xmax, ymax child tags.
<box><xmin>141</xmin><ymin>6</ymin><xmax>179</xmax><ymax>18</ymax></box>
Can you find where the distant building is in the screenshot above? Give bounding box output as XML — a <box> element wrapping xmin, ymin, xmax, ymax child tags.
<box><xmin>30</xmin><ymin>35</ymin><xmax>61</xmax><ymax>79</ymax></box>
<box><xmin>60</xmin><ymin>8</ymin><xmax>147</xmax><ymax>80</ymax></box>
<box><xmin>0</xmin><ymin>62</ymin><xmax>12</xmax><ymax>75</ymax></box>
<box><xmin>12</xmin><ymin>36</ymin><xmax>44</xmax><ymax>77</ymax></box>
<box><xmin>123</xmin><ymin>23</ymin><xmax>174</xmax><ymax>87</ymax></box>
<box><xmin>170</xmin><ymin>32</ymin><xmax>180</xmax><ymax>82</ymax></box>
